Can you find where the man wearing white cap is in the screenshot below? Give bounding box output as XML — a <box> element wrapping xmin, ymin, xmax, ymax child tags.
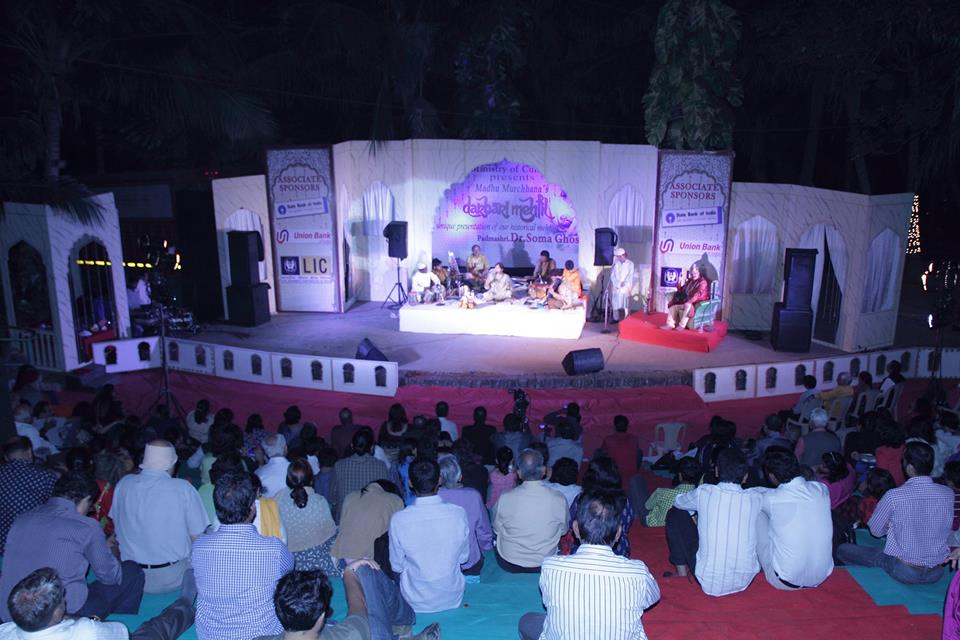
<box><xmin>111</xmin><ymin>440</ymin><xmax>209</xmax><ymax>593</ymax></box>
<box><xmin>410</xmin><ymin>262</ymin><xmax>441</xmax><ymax>304</ymax></box>
<box><xmin>609</xmin><ymin>247</ymin><xmax>635</xmax><ymax>321</ymax></box>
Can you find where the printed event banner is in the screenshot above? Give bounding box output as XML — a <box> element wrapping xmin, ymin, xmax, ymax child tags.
<box><xmin>652</xmin><ymin>150</ymin><xmax>734</xmax><ymax>314</ymax></box>
<box><xmin>266</xmin><ymin>148</ymin><xmax>339</xmax><ymax>312</ymax></box>
<box><xmin>433</xmin><ymin>159</ymin><xmax>579</xmax><ymax>268</ymax></box>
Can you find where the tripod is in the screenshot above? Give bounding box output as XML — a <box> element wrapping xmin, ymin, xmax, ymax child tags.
<box><xmin>591</xmin><ymin>267</ymin><xmax>613</xmax><ymax>333</ymax></box>
<box><xmin>382</xmin><ymin>258</ymin><xmax>408</xmax><ymax>309</ymax></box>
<box><xmin>143</xmin><ymin>303</ymin><xmax>187</xmax><ymax>423</ymax></box>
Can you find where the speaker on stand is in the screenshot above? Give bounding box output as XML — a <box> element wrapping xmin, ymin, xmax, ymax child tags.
<box><xmin>593</xmin><ymin>228</ymin><xmax>619</xmax><ymax>331</ymax></box>
<box><xmin>382</xmin><ymin>221</ymin><xmax>408</xmax><ymax>309</ymax></box>
<box><xmin>771</xmin><ymin>248</ymin><xmax>817</xmax><ymax>351</ymax></box>
<box><xmin>226</xmin><ymin>231</ymin><xmax>270</xmax><ymax>326</ymax></box>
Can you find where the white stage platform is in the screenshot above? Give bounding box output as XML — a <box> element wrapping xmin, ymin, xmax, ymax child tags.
<box><xmin>398</xmin><ymin>300</ymin><xmax>586</xmax><ymax>339</ymax></box>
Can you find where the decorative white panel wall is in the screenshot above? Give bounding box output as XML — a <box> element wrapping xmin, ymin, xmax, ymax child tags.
<box><xmin>812</xmin><ymin>355</ymin><xmax>859</xmax><ymax>391</ymax></box>
<box><xmin>165</xmin><ymin>339</ymin><xmax>217</xmax><ymax>376</ymax></box>
<box><xmin>92</xmin><ymin>337</ymin><xmax>161</xmax><ymax>373</ymax></box>
<box><xmin>754</xmin><ymin>360</ymin><xmax>816</xmax><ymax>399</ymax></box>
<box><xmin>867</xmin><ymin>348</ymin><xmax>919</xmax><ymax>379</ymax></box>
<box><xmin>270</xmin><ymin>354</ymin><xmax>334</xmax><ymax>391</ymax></box>
<box><xmin>693</xmin><ymin>365</ymin><xmax>757</xmax><ymax>402</ymax></box>
<box><xmin>330</xmin><ymin>358</ymin><xmax>399</xmax><ymax>397</ymax></box>
<box><xmin>213</xmin><ymin>345</ymin><xmax>274</xmax><ymax>385</ymax></box>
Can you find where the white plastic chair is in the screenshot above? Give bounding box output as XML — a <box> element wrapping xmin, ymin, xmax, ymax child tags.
<box><xmin>850</xmin><ymin>389</ymin><xmax>880</xmax><ymax>421</ymax></box>
<box><xmin>825</xmin><ymin>395</ymin><xmax>854</xmax><ymax>432</ymax></box>
<box><xmin>648</xmin><ymin>422</ymin><xmax>687</xmax><ymax>458</ymax></box>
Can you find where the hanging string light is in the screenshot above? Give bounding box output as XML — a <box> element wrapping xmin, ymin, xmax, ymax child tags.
<box><xmin>907</xmin><ymin>194</ymin><xmax>921</xmax><ymax>255</ymax></box>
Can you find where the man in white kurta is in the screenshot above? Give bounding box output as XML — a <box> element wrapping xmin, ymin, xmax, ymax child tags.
<box><xmin>410</xmin><ymin>263</ymin><xmax>441</xmax><ymax>303</ymax></box>
<box><xmin>609</xmin><ymin>248</ymin><xmax>635</xmax><ymax>321</ymax></box>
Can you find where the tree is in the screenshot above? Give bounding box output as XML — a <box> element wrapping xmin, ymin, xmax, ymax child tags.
<box><xmin>642</xmin><ymin>0</ymin><xmax>743</xmax><ymax>150</ymax></box>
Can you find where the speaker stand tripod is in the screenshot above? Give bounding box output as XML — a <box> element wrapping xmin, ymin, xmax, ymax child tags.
<box><xmin>382</xmin><ymin>258</ymin><xmax>408</xmax><ymax>309</ymax></box>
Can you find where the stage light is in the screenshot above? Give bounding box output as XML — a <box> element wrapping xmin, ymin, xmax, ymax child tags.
<box><xmin>929</xmin><ymin>314</ymin><xmax>934</xmax><ymax>329</ymax></box>
<box><xmin>907</xmin><ymin>194</ymin><xmax>921</xmax><ymax>255</ymax></box>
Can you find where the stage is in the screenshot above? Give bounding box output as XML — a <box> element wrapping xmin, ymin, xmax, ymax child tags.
<box><xmin>187</xmin><ymin>302</ymin><xmax>845</xmax><ymax>389</ymax></box>
<box><xmin>399</xmin><ymin>298</ymin><xmax>586</xmax><ymax>340</ymax></box>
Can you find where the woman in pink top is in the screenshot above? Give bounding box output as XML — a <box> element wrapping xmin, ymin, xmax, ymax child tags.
<box><xmin>817</xmin><ymin>451</ymin><xmax>855</xmax><ymax>509</ymax></box>
<box><xmin>487</xmin><ymin>446</ymin><xmax>517</xmax><ymax>508</ymax></box>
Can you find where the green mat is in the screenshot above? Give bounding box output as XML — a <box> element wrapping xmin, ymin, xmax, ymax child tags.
<box><xmin>841</xmin><ymin>528</ymin><xmax>951</xmax><ymax>615</ymax></box>
<box><xmin>109</xmin><ymin>552</ymin><xmax>542</xmax><ymax>640</ymax></box>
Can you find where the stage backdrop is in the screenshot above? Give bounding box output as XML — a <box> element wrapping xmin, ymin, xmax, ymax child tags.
<box><xmin>266</xmin><ymin>148</ymin><xmax>341</xmax><ymax>312</ymax></box>
<box><xmin>652</xmin><ymin>150</ymin><xmax>734</xmax><ymax>313</ymax></box>
<box><xmin>434</xmin><ymin>158</ymin><xmax>579</xmax><ymax>268</ymax></box>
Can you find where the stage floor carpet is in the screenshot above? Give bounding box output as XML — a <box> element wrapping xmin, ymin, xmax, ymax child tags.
<box><xmin>619</xmin><ymin>311</ymin><xmax>728</xmax><ymax>352</ymax></box>
<box><xmin>399</xmin><ymin>299</ymin><xmax>586</xmax><ymax>339</ymax></box>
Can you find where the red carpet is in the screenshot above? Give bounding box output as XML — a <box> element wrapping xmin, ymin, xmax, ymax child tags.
<box><xmin>619</xmin><ymin>311</ymin><xmax>727</xmax><ymax>352</ymax></box>
<box><xmin>628</xmin><ymin>525</ymin><xmax>942</xmax><ymax>639</ymax></box>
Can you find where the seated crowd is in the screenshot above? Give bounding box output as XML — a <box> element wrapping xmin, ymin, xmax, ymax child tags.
<box><xmin>1</xmin><ymin>360</ymin><xmax>959</xmax><ymax>640</ymax></box>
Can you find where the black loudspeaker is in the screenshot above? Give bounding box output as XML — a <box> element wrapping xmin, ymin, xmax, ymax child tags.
<box><xmin>782</xmin><ymin>248</ymin><xmax>818</xmax><ymax>310</ymax></box>
<box><xmin>594</xmin><ymin>228</ymin><xmax>619</xmax><ymax>266</ymax></box>
<box><xmin>356</xmin><ymin>338</ymin><xmax>389</xmax><ymax>362</ymax></box>
<box><xmin>770</xmin><ymin>303</ymin><xmax>813</xmax><ymax>352</ymax></box>
<box><xmin>227</xmin><ymin>231</ymin><xmax>263</xmax><ymax>287</ymax></box>
<box><xmin>383</xmin><ymin>221</ymin><xmax>408</xmax><ymax>260</ymax></box>
<box><xmin>227</xmin><ymin>283</ymin><xmax>270</xmax><ymax>326</ymax></box>
<box><xmin>561</xmin><ymin>348</ymin><xmax>605</xmax><ymax>376</ymax></box>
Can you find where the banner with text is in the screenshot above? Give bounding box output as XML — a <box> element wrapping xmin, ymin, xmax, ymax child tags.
<box><xmin>434</xmin><ymin>159</ymin><xmax>579</xmax><ymax>269</ymax></box>
<box><xmin>652</xmin><ymin>150</ymin><xmax>734</xmax><ymax>313</ymax></box>
<box><xmin>266</xmin><ymin>148</ymin><xmax>339</xmax><ymax>312</ymax></box>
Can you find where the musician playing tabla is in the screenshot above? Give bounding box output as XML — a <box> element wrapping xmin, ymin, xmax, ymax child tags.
<box><xmin>484</xmin><ymin>262</ymin><xmax>513</xmax><ymax>302</ymax></box>
<box><xmin>465</xmin><ymin>244</ymin><xmax>489</xmax><ymax>283</ymax></box>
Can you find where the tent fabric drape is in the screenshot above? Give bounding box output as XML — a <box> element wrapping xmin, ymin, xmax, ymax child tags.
<box><xmin>362</xmin><ymin>181</ymin><xmax>394</xmax><ymax>236</ymax></box>
<box><xmin>862</xmin><ymin>228</ymin><xmax>900</xmax><ymax>313</ymax></box>
<box><xmin>225</xmin><ymin>209</ymin><xmax>267</xmax><ymax>282</ymax></box>
<box><xmin>608</xmin><ymin>184</ymin><xmax>645</xmax><ymax>228</ymax></box>
<box><xmin>731</xmin><ymin>215</ymin><xmax>779</xmax><ymax>294</ymax></box>
<box><xmin>798</xmin><ymin>224</ymin><xmax>848</xmax><ymax>321</ymax></box>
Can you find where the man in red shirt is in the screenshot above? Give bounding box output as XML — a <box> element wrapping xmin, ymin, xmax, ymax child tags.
<box><xmin>602</xmin><ymin>415</ymin><xmax>639</xmax><ymax>487</ymax></box>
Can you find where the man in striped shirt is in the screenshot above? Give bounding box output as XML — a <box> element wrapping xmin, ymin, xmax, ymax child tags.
<box><xmin>837</xmin><ymin>441</ymin><xmax>953</xmax><ymax>583</ymax></box>
<box><xmin>665</xmin><ymin>448</ymin><xmax>763</xmax><ymax>597</ymax></box>
<box><xmin>517</xmin><ymin>491</ymin><xmax>660</xmax><ymax>640</ymax></box>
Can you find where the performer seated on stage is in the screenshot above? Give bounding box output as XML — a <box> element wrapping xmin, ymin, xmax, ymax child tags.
<box><xmin>431</xmin><ymin>258</ymin><xmax>448</xmax><ymax>287</ymax></box>
<box><xmin>561</xmin><ymin>260</ymin><xmax>582</xmax><ymax>298</ymax></box>
<box><xmin>484</xmin><ymin>262</ymin><xmax>513</xmax><ymax>302</ymax></box>
<box><xmin>609</xmin><ymin>247</ymin><xmax>635</xmax><ymax>321</ymax></box>
<box><xmin>546</xmin><ymin>277</ymin><xmax>579</xmax><ymax>310</ymax></box>
<box><xmin>410</xmin><ymin>262</ymin><xmax>442</xmax><ymax>304</ymax></box>
<box><xmin>663</xmin><ymin>262</ymin><xmax>710</xmax><ymax>330</ymax></box>
<box><xmin>532</xmin><ymin>250</ymin><xmax>557</xmax><ymax>282</ymax></box>
<box><xmin>465</xmin><ymin>245</ymin><xmax>489</xmax><ymax>286</ymax></box>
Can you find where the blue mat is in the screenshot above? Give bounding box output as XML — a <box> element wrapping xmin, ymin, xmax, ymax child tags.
<box><xmin>841</xmin><ymin>529</ymin><xmax>951</xmax><ymax>615</ymax></box>
<box><xmin>109</xmin><ymin>552</ymin><xmax>541</xmax><ymax>640</ymax></box>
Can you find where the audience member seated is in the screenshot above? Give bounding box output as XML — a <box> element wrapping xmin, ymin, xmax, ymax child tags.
<box><xmin>0</xmin><ymin>471</ymin><xmax>144</xmax><ymax>621</ymax></box>
<box><xmin>194</xmin><ymin>471</ymin><xmax>294</xmax><ymax>640</ymax></box>
<box><xmin>601</xmin><ymin>415</ymin><xmax>639</xmax><ymax>485</ymax></box>
<box><xmin>749</xmin><ymin>414</ymin><xmax>793</xmax><ymax>465</ymax></box>
<box><xmin>486</xmin><ymin>446</ymin><xmax>517</xmax><ymax>509</ymax></box>
<box><xmin>936</xmin><ymin>412</ymin><xmax>960</xmax><ymax>475</ymax></box>
<box><xmin>857</xmin><ymin>468</ymin><xmax>896</xmax><ymax>525</ymax></box>
<box><xmin>111</xmin><ymin>441</ymin><xmax>208</xmax><ymax>594</ymax></box>
<box><xmin>461</xmin><ymin>407</ymin><xmax>497</xmax><ymax>465</ymax></box>
<box><xmin>817</xmin><ymin>451</ymin><xmax>855</xmax><ymax>510</ymax></box>
<box><xmin>542</xmin><ymin>403</ymin><xmax>583</xmax><ymax>441</ymax></box>
<box><xmin>277</xmin><ymin>459</ymin><xmax>338</xmax><ymax>575</ymax></box>
<box><xmin>793</xmin><ymin>375</ymin><xmax>822</xmax><ymax>421</ymax></box>
<box><xmin>13</xmin><ymin>403</ymin><xmax>58</xmax><ymax>458</ymax></box>
<box><xmin>543</xmin><ymin>457</ymin><xmax>582</xmax><ymax>508</ymax></box>
<box><xmin>795</xmin><ymin>408</ymin><xmax>841</xmax><ymax>467</ymax></box>
<box><xmin>330</xmin><ymin>428</ymin><xmax>391</xmax><ymax>522</ymax></box>
<box><xmin>92</xmin><ymin>447</ymin><xmax>132</xmax><ymax>536</ymax></box>
<box><xmin>257</xmin><ymin>434</ymin><xmax>291</xmax><ymax>498</ymax></box>
<box><xmin>0</xmin><ymin>436</ymin><xmax>57</xmax><ymax>551</ymax></box>
<box><xmin>569</xmin><ymin>455</ymin><xmax>633</xmax><ymax>558</ymax></box>
<box><xmin>546</xmin><ymin>419</ymin><xmax>584</xmax><ymax>466</ymax></box>
<box><xmin>879</xmin><ymin>360</ymin><xmax>905</xmax><ymax>393</ymax></box>
<box><xmin>874</xmin><ymin>416</ymin><xmax>907</xmax><ymax>485</ymax></box>
<box><xmin>818</xmin><ymin>373</ymin><xmax>855</xmax><ymax>404</ymax></box>
<box><xmin>492</xmin><ymin>449</ymin><xmax>568</xmax><ymax>573</ymax></box>
<box><xmin>491</xmin><ymin>413</ymin><xmax>532</xmax><ymax>462</ymax></box>
<box><xmin>754</xmin><ymin>451</ymin><xmax>833</xmax><ymax>590</ymax></box>
<box><xmin>0</xmin><ymin>568</ymin><xmax>194</xmax><ymax>640</ymax></box>
<box><xmin>331</xmin><ymin>480</ymin><xmax>404</xmax><ymax>572</ymax></box>
<box><xmin>277</xmin><ymin>406</ymin><xmax>304</xmax><ymax>449</ymax></box>
<box><xmin>437</xmin><ymin>456</ymin><xmax>492</xmax><ymax>576</ymax></box>
<box><xmin>243</xmin><ymin>414</ymin><xmax>268</xmax><ymax>462</ymax></box>
<box><xmin>187</xmin><ymin>399</ymin><xmax>214</xmax><ymax>445</ymax></box>
<box><xmin>689</xmin><ymin>416</ymin><xmax>738</xmax><ymax>481</ymax></box>
<box><xmin>942</xmin><ymin>462</ymin><xmax>960</xmax><ymax>531</ymax></box>
<box><xmin>328</xmin><ymin>408</ymin><xmax>359</xmax><ymax>459</ymax></box>
<box><xmin>435</xmin><ymin>402</ymin><xmax>458</xmax><ymax>440</ymax></box>
<box><xmin>451</xmin><ymin>439</ymin><xmax>489</xmax><ymax>499</ymax></box>
<box><xmin>389</xmin><ymin>458</ymin><xmax>470</xmax><ymax>612</ymax></box>
<box><xmin>378</xmin><ymin>404</ymin><xmax>410</xmax><ymax>465</ymax></box>
<box><xmin>844</xmin><ymin>411</ymin><xmax>882</xmax><ymax>461</ymax></box>
<box><xmin>837</xmin><ymin>442</ymin><xmax>953</xmax><ymax>583</ymax></box>
<box><xmin>517</xmin><ymin>492</ymin><xmax>660</xmax><ymax>640</ymax></box>
<box><xmin>665</xmin><ymin>448</ymin><xmax>763</xmax><ymax>596</ymax></box>
<box><xmin>637</xmin><ymin>458</ymin><xmax>702</xmax><ymax>527</ymax></box>
<box><xmin>261</xmin><ymin>565</ymin><xmax>439</xmax><ymax>640</ymax></box>
<box><xmin>313</xmin><ymin>447</ymin><xmax>338</xmax><ymax>501</ymax></box>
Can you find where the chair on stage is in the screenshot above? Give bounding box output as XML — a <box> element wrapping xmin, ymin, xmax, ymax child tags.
<box><xmin>690</xmin><ymin>281</ymin><xmax>721</xmax><ymax>331</ymax></box>
<box><xmin>648</xmin><ymin>422</ymin><xmax>687</xmax><ymax>458</ymax></box>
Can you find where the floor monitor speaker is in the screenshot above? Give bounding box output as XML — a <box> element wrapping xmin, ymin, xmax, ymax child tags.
<box><xmin>226</xmin><ymin>283</ymin><xmax>270</xmax><ymax>326</ymax></box>
<box><xmin>356</xmin><ymin>338</ymin><xmax>389</xmax><ymax>362</ymax></box>
<box><xmin>770</xmin><ymin>302</ymin><xmax>813</xmax><ymax>352</ymax></box>
<box><xmin>561</xmin><ymin>348</ymin><xmax>605</xmax><ymax>376</ymax></box>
